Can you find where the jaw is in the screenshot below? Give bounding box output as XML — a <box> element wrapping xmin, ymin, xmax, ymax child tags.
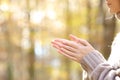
<box><xmin>110</xmin><ymin>6</ymin><xmax>120</xmax><ymax>14</ymax></box>
<box><xmin>115</xmin><ymin>12</ymin><xmax>120</xmax><ymax>20</ymax></box>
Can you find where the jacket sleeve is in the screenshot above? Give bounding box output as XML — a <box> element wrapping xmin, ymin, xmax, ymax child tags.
<box><xmin>80</xmin><ymin>50</ymin><xmax>120</xmax><ymax>80</ymax></box>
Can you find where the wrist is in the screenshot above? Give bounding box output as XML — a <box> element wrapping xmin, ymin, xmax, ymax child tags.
<box><xmin>80</xmin><ymin>50</ymin><xmax>106</xmax><ymax>73</ymax></box>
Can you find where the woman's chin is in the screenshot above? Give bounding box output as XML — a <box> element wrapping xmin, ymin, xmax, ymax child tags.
<box><xmin>115</xmin><ymin>12</ymin><xmax>120</xmax><ymax>20</ymax></box>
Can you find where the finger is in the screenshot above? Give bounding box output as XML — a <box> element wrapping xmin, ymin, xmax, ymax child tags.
<box><xmin>59</xmin><ymin>48</ymin><xmax>77</xmax><ymax>58</ymax></box>
<box><xmin>69</xmin><ymin>34</ymin><xmax>88</xmax><ymax>46</ymax></box>
<box><xmin>52</xmin><ymin>43</ymin><xmax>60</xmax><ymax>49</ymax></box>
<box><xmin>52</xmin><ymin>39</ymin><xmax>68</xmax><ymax>47</ymax></box>
<box><xmin>55</xmin><ymin>39</ymin><xmax>79</xmax><ymax>49</ymax></box>
<box><xmin>61</xmin><ymin>44</ymin><xmax>76</xmax><ymax>52</ymax></box>
<box><xmin>78</xmin><ymin>39</ymin><xmax>91</xmax><ymax>46</ymax></box>
<box><xmin>51</xmin><ymin>40</ymin><xmax>62</xmax><ymax>47</ymax></box>
<box><xmin>52</xmin><ymin>40</ymin><xmax>78</xmax><ymax>53</ymax></box>
<box><xmin>58</xmin><ymin>49</ymin><xmax>77</xmax><ymax>62</ymax></box>
<box><xmin>54</xmin><ymin>38</ymin><xmax>68</xmax><ymax>43</ymax></box>
<box><xmin>69</xmin><ymin>34</ymin><xmax>80</xmax><ymax>43</ymax></box>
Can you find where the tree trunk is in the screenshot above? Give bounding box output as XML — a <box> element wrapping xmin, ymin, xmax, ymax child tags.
<box><xmin>86</xmin><ymin>0</ymin><xmax>92</xmax><ymax>43</ymax></box>
<box><xmin>63</xmin><ymin>0</ymin><xmax>72</xmax><ymax>80</ymax></box>
<box><xmin>26</xmin><ymin>0</ymin><xmax>35</xmax><ymax>80</ymax></box>
<box><xmin>103</xmin><ymin>17</ymin><xmax>116</xmax><ymax>59</ymax></box>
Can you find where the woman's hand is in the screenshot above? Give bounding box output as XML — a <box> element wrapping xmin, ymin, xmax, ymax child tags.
<box><xmin>51</xmin><ymin>34</ymin><xmax>95</xmax><ymax>63</ymax></box>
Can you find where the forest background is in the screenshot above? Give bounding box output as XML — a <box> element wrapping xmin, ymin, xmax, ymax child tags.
<box><xmin>0</xmin><ymin>0</ymin><xmax>119</xmax><ymax>80</ymax></box>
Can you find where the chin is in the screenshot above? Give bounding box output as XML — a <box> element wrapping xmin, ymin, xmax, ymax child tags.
<box><xmin>115</xmin><ymin>13</ymin><xmax>120</xmax><ymax>20</ymax></box>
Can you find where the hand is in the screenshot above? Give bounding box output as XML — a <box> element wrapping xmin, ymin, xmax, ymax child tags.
<box><xmin>51</xmin><ymin>34</ymin><xmax>95</xmax><ymax>63</ymax></box>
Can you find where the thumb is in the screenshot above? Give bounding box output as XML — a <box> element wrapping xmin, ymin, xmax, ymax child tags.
<box><xmin>69</xmin><ymin>34</ymin><xmax>89</xmax><ymax>46</ymax></box>
<box><xmin>69</xmin><ymin>34</ymin><xmax>80</xmax><ymax>43</ymax></box>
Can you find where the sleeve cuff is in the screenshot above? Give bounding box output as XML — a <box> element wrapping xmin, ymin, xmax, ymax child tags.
<box><xmin>80</xmin><ymin>50</ymin><xmax>106</xmax><ymax>74</ymax></box>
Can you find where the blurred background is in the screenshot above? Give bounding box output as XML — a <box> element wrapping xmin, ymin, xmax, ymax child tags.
<box><xmin>0</xmin><ymin>0</ymin><xmax>120</xmax><ymax>80</ymax></box>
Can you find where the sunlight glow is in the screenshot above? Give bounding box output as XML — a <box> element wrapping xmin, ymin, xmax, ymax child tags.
<box><xmin>21</xmin><ymin>28</ymin><xmax>31</xmax><ymax>49</ymax></box>
<box><xmin>34</xmin><ymin>40</ymin><xmax>42</xmax><ymax>58</ymax></box>
<box><xmin>0</xmin><ymin>3</ymin><xmax>9</xmax><ymax>11</ymax></box>
<box><xmin>46</xmin><ymin>9</ymin><xmax>56</xmax><ymax>20</ymax></box>
<box><xmin>13</xmin><ymin>11</ymin><xmax>26</xmax><ymax>20</ymax></box>
<box><xmin>51</xmin><ymin>59</ymin><xmax>60</xmax><ymax>68</ymax></box>
<box><xmin>54</xmin><ymin>21</ymin><xmax>65</xmax><ymax>29</ymax></box>
<box><xmin>34</xmin><ymin>40</ymin><xmax>50</xmax><ymax>59</ymax></box>
<box><xmin>30</xmin><ymin>10</ymin><xmax>45</xmax><ymax>24</ymax></box>
<box><xmin>21</xmin><ymin>38</ymin><xmax>31</xmax><ymax>49</ymax></box>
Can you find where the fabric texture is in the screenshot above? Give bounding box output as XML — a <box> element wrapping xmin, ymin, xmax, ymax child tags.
<box><xmin>81</xmin><ymin>33</ymin><xmax>120</xmax><ymax>80</ymax></box>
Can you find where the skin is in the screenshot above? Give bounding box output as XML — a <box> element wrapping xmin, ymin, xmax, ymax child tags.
<box><xmin>51</xmin><ymin>34</ymin><xmax>95</xmax><ymax>62</ymax></box>
<box><xmin>106</xmin><ymin>0</ymin><xmax>120</xmax><ymax>13</ymax></box>
<box><xmin>51</xmin><ymin>0</ymin><xmax>120</xmax><ymax>63</ymax></box>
